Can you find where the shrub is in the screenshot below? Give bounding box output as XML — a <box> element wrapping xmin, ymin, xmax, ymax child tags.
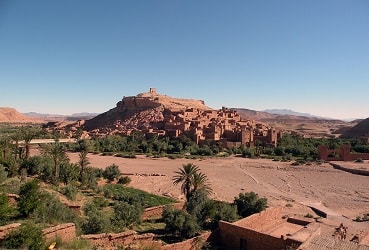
<box><xmin>33</xmin><ymin>194</ymin><xmax>80</xmax><ymax>225</ymax></box>
<box><xmin>0</xmin><ymin>164</ymin><xmax>8</xmax><ymax>183</ymax></box>
<box><xmin>162</xmin><ymin>206</ymin><xmax>200</xmax><ymax>239</ymax></box>
<box><xmin>234</xmin><ymin>192</ymin><xmax>267</xmax><ymax>218</ymax></box>
<box><xmin>59</xmin><ymin>163</ymin><xmax>80</xmax><ymax>185</ymax></box>
<box><xmin>186</xmin><ymin>189</ymin><xmax>210</xmax><ymax>224</ymax></box>
<box><xmin>304</xmin><ymin>213</ymin><xmax>314</xmax><ymax>218</ymax></box>
<box><xmin>0</xmin><ymin>193</ymin><xmax>13</xmax><ymax>225</ymax></box>
<box><xmin>112</xmin><ymin>201</ymin><xmax>143</xmax><ymax>231</ymax></box>
<box><xmin>117</xmin><ymin>176</ymin><xmax>131</xmax><ymax>185</ymax></box>
<box><xmin>61</xmin><ymin>184</ymin><xmax>78</xmax><ymax>201</ymax></box>
<box><xmin>210</xmin><ymin>201</ymin><xmax>239</xmax><ymax>224</ymax></box>
<box><xmin>0</xmin><ymin>178</ymin><xmax>21</xmax><ymax>194</ymax></box>
<box><xmin>80</xmin><ymin>168</ymin><xmax>98</xmax><ymax>190</ymax></box>
<box><xmin>19</xmin><ymin>156</ymin><xmax>45</xmax><ymax>176</ymax></box>
<box><xmin>102</xmin><ymin>164</ymin><xmax>121</xmax><ymax>182</ymax></box>
<box><xmin>82</xmin><ymin>211</ymin><xmax>111</xmax><ymax>234</ymax></box>
<box><xmin>1</xmin><ymin>222</ymin><xmax>45</xmax><ymax>250</ymax></box>
<box><xmin>93</xmin><ymin>196</ymin><xmax>109</xmax><ymax>209</ymax></box>
<box><xmin>17</xmin><ymin>180</ymin><xmax>42</xmax><ymax>217</ymax></box>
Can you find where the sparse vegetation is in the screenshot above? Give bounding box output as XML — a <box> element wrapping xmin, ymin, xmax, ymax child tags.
<box><xmin>304</xmin><ymin>213</ymin><xmax>314</xmax><ymax>218</ymax></box>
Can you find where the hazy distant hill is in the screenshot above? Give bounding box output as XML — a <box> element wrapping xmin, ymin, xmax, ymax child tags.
<box><xmin>263</xmin><ymin>109</ymin><xmax>328</xmax><ymax>119</ymax></box>
<box><xmin>341</xmin><ymin>117</ymin><xmax>369</xmax><ymax>138</ymax></box>
<box><xmin>23</xmin><ymin>112</ymin><xmax>98</xmax><ymax>121</ymax></box>
<box><xmin>0</xmin><ymin>107</ymin><xmax>41</xmax><ymax>123</ymax></box>
<box><xmin>232</xmin><ymin>108</ymin><xmax>349</xmax><ymax>138</ymax></box>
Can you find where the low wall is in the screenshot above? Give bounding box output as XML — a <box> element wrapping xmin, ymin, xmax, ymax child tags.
<box><xmin>162</xmin><ymin>231</ymin><xmax>212</xmax><ymax>250</ymax></box>
<box><xmin>330</xmin><ymin>163</ymin><xmax>369</xmax><ymax>176</ymax></box>
<box><xmin>43</xmin><ymin>223</ymin><xmax>76</xmax><ymax>242</ymax></box>
<box><xmin>80</xmin><ymin>230</ymin><xmax>156</xmax><ymax>249</ymax></box>
<box><xmin>0</xmin><ymin>223</ymin><xmax>75</xmax><ymax>243</ymax></box>
<box><xmin>142</xmin><ymin>203</ymin><xmax>185</xmax><ymax>221</ymax></box>
<box><xmin>0</xmin><ymin>223</ymin><xmax>21</xmax><ymax>240</ymax></box>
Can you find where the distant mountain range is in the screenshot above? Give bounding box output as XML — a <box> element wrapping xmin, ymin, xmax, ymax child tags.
<box><xmin>23</xmin><ymin>112</ymin><xmax>99</xmax><ymax>121</ymax></box>
<box><xmin>263</xmin><ymin>109</ymin><xmax>329</xmax><ymax>119</ymax></box>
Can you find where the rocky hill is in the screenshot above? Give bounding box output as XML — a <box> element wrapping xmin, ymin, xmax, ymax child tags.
<box><xmin>0</xmin><ymin>107</ymin><xmax>41</xmax><ymax>123</ymax></box>
<box><xmin>84</xmin><ymin>88</ymin><xmax>211</xmax><ymax>133</ymax></box>
<box><xmin>341</xmin><ymin>117</ymin><xmax>369</xmax><ymax>139</ymax></box>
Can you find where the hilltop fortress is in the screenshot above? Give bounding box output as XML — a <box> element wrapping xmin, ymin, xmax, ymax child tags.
<box><xmin>81</xmin><ymin>88</ymin><xmax>281</xmax><ymax>147</ymax></box>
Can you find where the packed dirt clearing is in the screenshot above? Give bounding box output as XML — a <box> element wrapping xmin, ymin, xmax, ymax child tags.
<box><xmin>68</xmin><ymin>153</ymin><xmax>369</xmax><ymax>238</ymax></box>
<box><xmin>68</xmin><ymin>153</ymin><xmax>369</xmax><ymax>219</ymax></box>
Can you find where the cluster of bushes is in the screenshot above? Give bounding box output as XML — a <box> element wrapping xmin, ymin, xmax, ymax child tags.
<box><xmin>162</xmin><ymin>189</ymin><xmax>267</xmax><ymax>240</ymax></box>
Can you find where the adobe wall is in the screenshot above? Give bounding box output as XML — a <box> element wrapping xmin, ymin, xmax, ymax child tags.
<box><xmin>219</xmin><ymin>220</ymin><xmax>297</xmax><ymax>250</ymax></box>
<box><xmin>162</xmin><ymin>231</ymin><xmax>212</xmax><ymax>250</ymax></box>
<box><xmin>42</xmin><ymin>223</ymin><xmax>76</xmax><ymax>242</ymax></box>
<box><xmin>330</xmin><ymin>163</ymin><xmax>369</xmax><ymax>176</ymax></box>
<box><xmin>0</xmin><ymin>223</ymin><xmax>76</xmax><ymax>243</ymax></box>
<box><xmin>141</xmin><ymin>203</ymin><xmax>185</xmax><ymax>221</ymax></box>
<box><xmin>318</xmin><ymin>145</ymin><xmax>369</xmax><ymax>161</ymax></box>
<box><xmin>0</xmin><ymin>223</ymin><xmax>21</xmax><ymax>240</ymax></box>
<box><xmin>81</xmin><ymin>231</ymin><xmax>159</xmax><ymax>249</ymax></box>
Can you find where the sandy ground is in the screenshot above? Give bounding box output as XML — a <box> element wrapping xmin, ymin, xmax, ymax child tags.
<box><xmin>67</xmin><ymin>153</ymin><xmax>369</xmax><ymax>238</ymax></box>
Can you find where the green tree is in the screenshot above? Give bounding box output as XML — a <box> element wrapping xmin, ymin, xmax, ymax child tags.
<box><xmin>234</xmin><ymin>192</ymin><xmax>267</xmax><ymax>218</ymax></box>
<box><xmin>1</xmin><ymin>222</ymin><xmax>45</xmax><ymax>250</ymax></box>
<box><xmin>112</xmin><ymin>201</ymin><xmax>143</xmax><ymax>231</ymax></box>
<box><xmin>21</xmin><ymin>126</ymin><xmax>40</xmax><ymax>159</ymax></box>
<box><xmin>59</xmin><ymin>162</ymin><xmax>80</xmax><ymax>185</ymax></box>
<box><xmin>17</xmin><ymin>180</ymin><xmax>41</xmax><ymax>217</ymax></box>
<box><xmin>162</xmin><ymin>206</ymin><xmax>200</xmax><ymax>239</ymax></box>
<box><xmin>42</xmin><ymin>141</ymin><xmax>68</xmax><ymax>181</ymax></box>
<box><xmin>78</xmin><ymin>150</ymin><xmax>90</xmax><ymax>179</ymax></box>
<box><xmin>0</xmin><ymin>193</ymin><xmax>13</xmax><ymax>225</ymax></box>
<box><xmin>82</xmin><ymin>211</ymin><xmax>111</xmax><ymax>234</ymax></box>
<box><xmin>0</xmin><ymin>164</ymin><xmax>7</xmax><ymax>183</ymax></box>
<box><xmin>33</xmin><ymin>193</ymin><xmax>80</xmax><ymax>225</ymax></box>
<box><xmin>81</xmin><ymin>203</ymin><xmax>111</xmax><ymax>234</ymax></box>
<box><xmin>102</xmin><ymin>164</ymin><xmax>121</xmax><ymax>182</ymax></box>
<box><xmin>186</xmin><ymin>188</ymin><xmax>210</xmax><ymax>224</ymax></box>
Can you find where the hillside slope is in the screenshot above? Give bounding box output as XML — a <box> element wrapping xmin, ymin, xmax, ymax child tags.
<box><xmin>341</xmin><ymin>117</ymin><xmax>369</xmax><ymax>138</ymax></box>
<box><xmin>0</xmin><ymin>107</ymin><xmax>41</xmax><ymax>123</ymax></box>
<box><xmin>84</xmin><ymin>89</ymin><xmax>211</xmax><ymax>131</ymax></box>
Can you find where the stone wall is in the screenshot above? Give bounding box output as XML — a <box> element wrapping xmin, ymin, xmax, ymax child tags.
<box><xmin>162</xmin><ymin>231</ymin><xmax>212</xmax><ymax>250</ymax></box>
<box><xmin>318</xmin><ymin>145</ymin><xmax>369</xmax><ymax>161</ymax></box>
<box><xmin>80</xmin><ymin>230</ymin><xmax>157</xmax><ymax>249</ymax></box>
<box><xmin>0</xmin><ymin>223</ymin><xmax>76</xmax><ymax>243</ymax></box>
<box><xmin>142</xmin><ymin>203</ymin><xmax>185</xmax><ymax>220</ymax></box>
<box><xmin>43</xmin><ymin>223</ymin><xmax>76</xmax><ymax>242</ymax></box>
<box><xmin>0</xmin><ymin>223</ymin><xmax>21</xmax><ymax>240</ymax></box>
<box><xmin>330</xmin><ymin>163</ymin><xmax>369</xmax><ymax>176</ymax></box>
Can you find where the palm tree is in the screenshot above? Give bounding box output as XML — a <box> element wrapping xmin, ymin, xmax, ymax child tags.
<box><xmin>21</xmin><ymin>126</ymin><xmax>40</xmax><ymax>159</ymax></box>
<box><xmin>78</xmin><ymin>150</ymin><xmax>90</xmax><ymax>178</ymax></box>
<box><xmin>43</xmin><ymin>140</ymin><xmax>68</xmax><ymax>181</ymax></box>
<box><xmin>172</xmin><ymin>163</ymin><xmax>211</xmax><ymax>202</ymax></box>
<box><xmin>192</xmin><ymin>171</ymin><xmax>212</xmax><ymax>195</ymax></box>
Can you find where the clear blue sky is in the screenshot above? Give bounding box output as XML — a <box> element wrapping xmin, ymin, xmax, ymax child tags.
<box><xmin>0</xmin><ymin>1</ymin><xmax>368</xmax><ymax>119</ymax></box>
